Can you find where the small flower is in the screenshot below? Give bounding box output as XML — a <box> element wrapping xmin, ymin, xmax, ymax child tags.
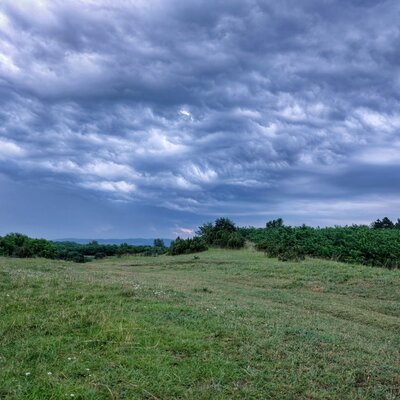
<box><xmin>25</xmin><ymin>372</ymin><xmax>31</xmax><ymax>376</ymax></box>
<box><xmin>85</xmin><ymin>368</ymin><xmax>90</xmax><ymax>371</ymax></box>
<box><xmin>47</xmin><ymin>371</ymin><xmax>52</xmax><ymax>375</ymax></box>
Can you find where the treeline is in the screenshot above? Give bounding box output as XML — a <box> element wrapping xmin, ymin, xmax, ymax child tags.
<box><xmin>240</xmin><ymin>217</ymin><xmax>400</xmax><ymax>268</ymax></box>
<box><xmin>169</xmin><ymin>216</ymin><xmax>400</xmax><ymax>268</ymax></box>
<box><xmin>168</xmin><ymin>218</ymin><xmax>245</xmax><ymax>255</ymax></box>
<box><xmin>0</xmin><ymin>233</ymin><xmax>167</xmax><ymax>262</ymax></box>
<box><xmin>2</xmin><ymin>216</ymin><xmax>400</xmax><ymax>268</ymax></box>
<box><xmin>54</xmin><ymin>239</ymin><xmax>167</xmax><ymax>262</ymax></box>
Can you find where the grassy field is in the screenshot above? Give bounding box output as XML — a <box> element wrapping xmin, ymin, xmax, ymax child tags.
<box><xmin>0</xmin><ymin>249</ymin><xmax>399</xmax><ymax>399</ymax></box>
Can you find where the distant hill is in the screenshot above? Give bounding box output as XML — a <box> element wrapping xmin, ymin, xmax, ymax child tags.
<box><xmin>54</xmin><ymin>238</ymin><xmax>173</xmax><ymax>247</ymax></box>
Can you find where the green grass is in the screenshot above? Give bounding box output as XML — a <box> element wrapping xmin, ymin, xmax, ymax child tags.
<box><xmin>0</xmin><ymin>249</ymin><xmax>399</xmax><ymax>399</ymax></box>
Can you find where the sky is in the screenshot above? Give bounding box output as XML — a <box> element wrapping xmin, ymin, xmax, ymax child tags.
<box><xmin>0</xmin><ymin>0</ymin><xmax>399</xmax><ymax>239</ymax></box>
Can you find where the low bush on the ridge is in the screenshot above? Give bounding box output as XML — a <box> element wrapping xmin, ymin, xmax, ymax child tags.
<box><xmin>169</xmin><ymin>218</ymin><xmax>246</xmax><ymax>256</ymax></box>
<box><xmin>168</xmin><ymin>237</ymin><xmax>208</xmax><ymax>255</ymax></box>
<box><xmin>197</xmin><ymin>218</ymin><xmax>245</xmax><ymax>249</ymax></box>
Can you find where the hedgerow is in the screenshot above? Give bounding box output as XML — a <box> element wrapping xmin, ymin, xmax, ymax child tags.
<box><xmin>240</xmin><ymin>223</ymin><xmax>400</xmax><ymax>268</ymax></box>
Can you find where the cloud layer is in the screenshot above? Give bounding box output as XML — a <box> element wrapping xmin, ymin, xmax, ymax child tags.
<box><xmin>1</xmin><ymin>0</ymin><xmax>399</xmax><ymax>236</ymax></box>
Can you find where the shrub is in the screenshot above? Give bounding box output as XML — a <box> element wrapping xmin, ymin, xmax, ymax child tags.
<box><xmin>66</xmin><ymin>251</ymin><xmax>85</xmax><ymax>263</ymax></box>
<box><xmin>169</xmin><ymin>237</ymin><xmax>208</xmax><ymax>255</ymax></box>
<box><xmin>0</xmin><ymin>233</ymin><xmax>57</xmax><ymax>259</ymax></box>
<box><xmin>226</xmin><ymin>232</ymin><xmax>245</xmax><ymax>249</ymax></box>
<box><xmin>94</xmin><ymin>252</ymin><xmax>106</xmax><ymax>259</ymax></box>
<box><xmin>197</xmin><ymin>218</ymin><xmax>245</xmax><ymax>249</ymax></box>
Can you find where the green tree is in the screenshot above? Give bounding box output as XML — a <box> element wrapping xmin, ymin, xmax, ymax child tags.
<box><xmin>196</xmin><ymin>222</ymin><xmax>215</xmax><ymax>244</ymax></box>
<box><xmin>153</xmin><ymin>239</ymin><xmax>165</xmax><ymax>248</ymax></box>
<box><xmin>372</xmin><ymin>217</ymin><xmax>394</xmax><ymax>229</ymax></box>
<box><xmin>197</xmin><ymin>218</ymin><xmax>244</xmax><ymax>249</ymax></box>
<box><xmin>214</xmin><ymin>218</ymin><xmax>236</xmax><ymax>233</ymax></box>
<box><xmin>266</xmin><ymin>218</ymin><xmax>284</xmax><ymax>228</ymax></box>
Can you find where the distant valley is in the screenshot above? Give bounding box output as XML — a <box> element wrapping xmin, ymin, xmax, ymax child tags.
<box><xmin>54</xmin><ymin>238</ymin><xmax>173</xmax><ymax>246</ymax></box>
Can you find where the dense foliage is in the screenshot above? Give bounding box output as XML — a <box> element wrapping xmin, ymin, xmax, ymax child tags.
<box><xmin>0</xmin><ymin>233</ymin><xmax>57</xmax><ymax>259</ymax></box>
<box><xmin>240</xmin><ymin>218</ymin><xmax>400</xmax><ymax>268</ymax></box>
<box><xmin>371</xmin><ymin>217</ymin><xmax>400</xmax><ymax>229</ymax></box>
<box><xmin>0</xmin><ymin>234</ymin><xmax>168</xmax><ymax>262</ymax></box>
<box><xmin>197</xmin><ymin>218</ymin><xmax>245</xmax><ymax>249</ymax></box>
<box><xmin>168</xmin><ymin>236</ymin><xmax>208</xmax><ymax>255</ymax></box>
<box><xmin>55</xmin><ymin>239</ymin><xmax>167</xmax><ymax>262</ymax></box>
<box><xmin>169</xmin><ymin>218</ymin><xmax>246</xmax><ymax>256</ymax></box>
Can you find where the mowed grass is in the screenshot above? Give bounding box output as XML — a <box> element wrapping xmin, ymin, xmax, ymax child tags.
<box><xmin>0</xmin><ymin>249</ymin><xmax>399</xmax><ymax>399</ymax></box>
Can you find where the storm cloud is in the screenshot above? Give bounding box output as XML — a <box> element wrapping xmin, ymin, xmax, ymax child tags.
<box><xmin>0</xmin><ymin>0</ymin><xmax>399</xmax><ymax>237</ymax></box>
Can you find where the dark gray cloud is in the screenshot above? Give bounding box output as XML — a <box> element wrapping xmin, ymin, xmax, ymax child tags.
<box><xmin>0</xmin><ymin>0</ymin><xmax>399</xmax><ymax>237</ymax></box>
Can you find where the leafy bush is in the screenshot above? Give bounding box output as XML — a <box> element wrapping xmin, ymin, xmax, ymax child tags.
<box><xmin>94</xmin><ymin>252</ymin><xmax>106</xmax><ymax>259</ymax></box>
<box><xmin>0</xmin><ymin>233</ymin><xmax>57</xmax><ymax>259</ymax></box>
<box><xmin>67</xmin><ymin>251</ymin><xmax>85</xmax><ymax>263</ymax></box>
<box><xmin>226</xmin><ymin>232</ymin><xmax>246</xmax><ymax>249</ymax></box>
<box><xmin>197</xmin><ymin>218</ymin><xmax>245</xmax><ymax>249</ymax></box>
<box><xmin>169</xmin><ymin>237</ymin><xmax>208</xmax><ymax>255</ymax></box>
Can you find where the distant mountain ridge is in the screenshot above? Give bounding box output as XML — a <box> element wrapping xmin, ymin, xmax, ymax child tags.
<box><xmin>54</xmin><ymin>238</ymin><xmax>173</xmax><ymax>247</ymax></box>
